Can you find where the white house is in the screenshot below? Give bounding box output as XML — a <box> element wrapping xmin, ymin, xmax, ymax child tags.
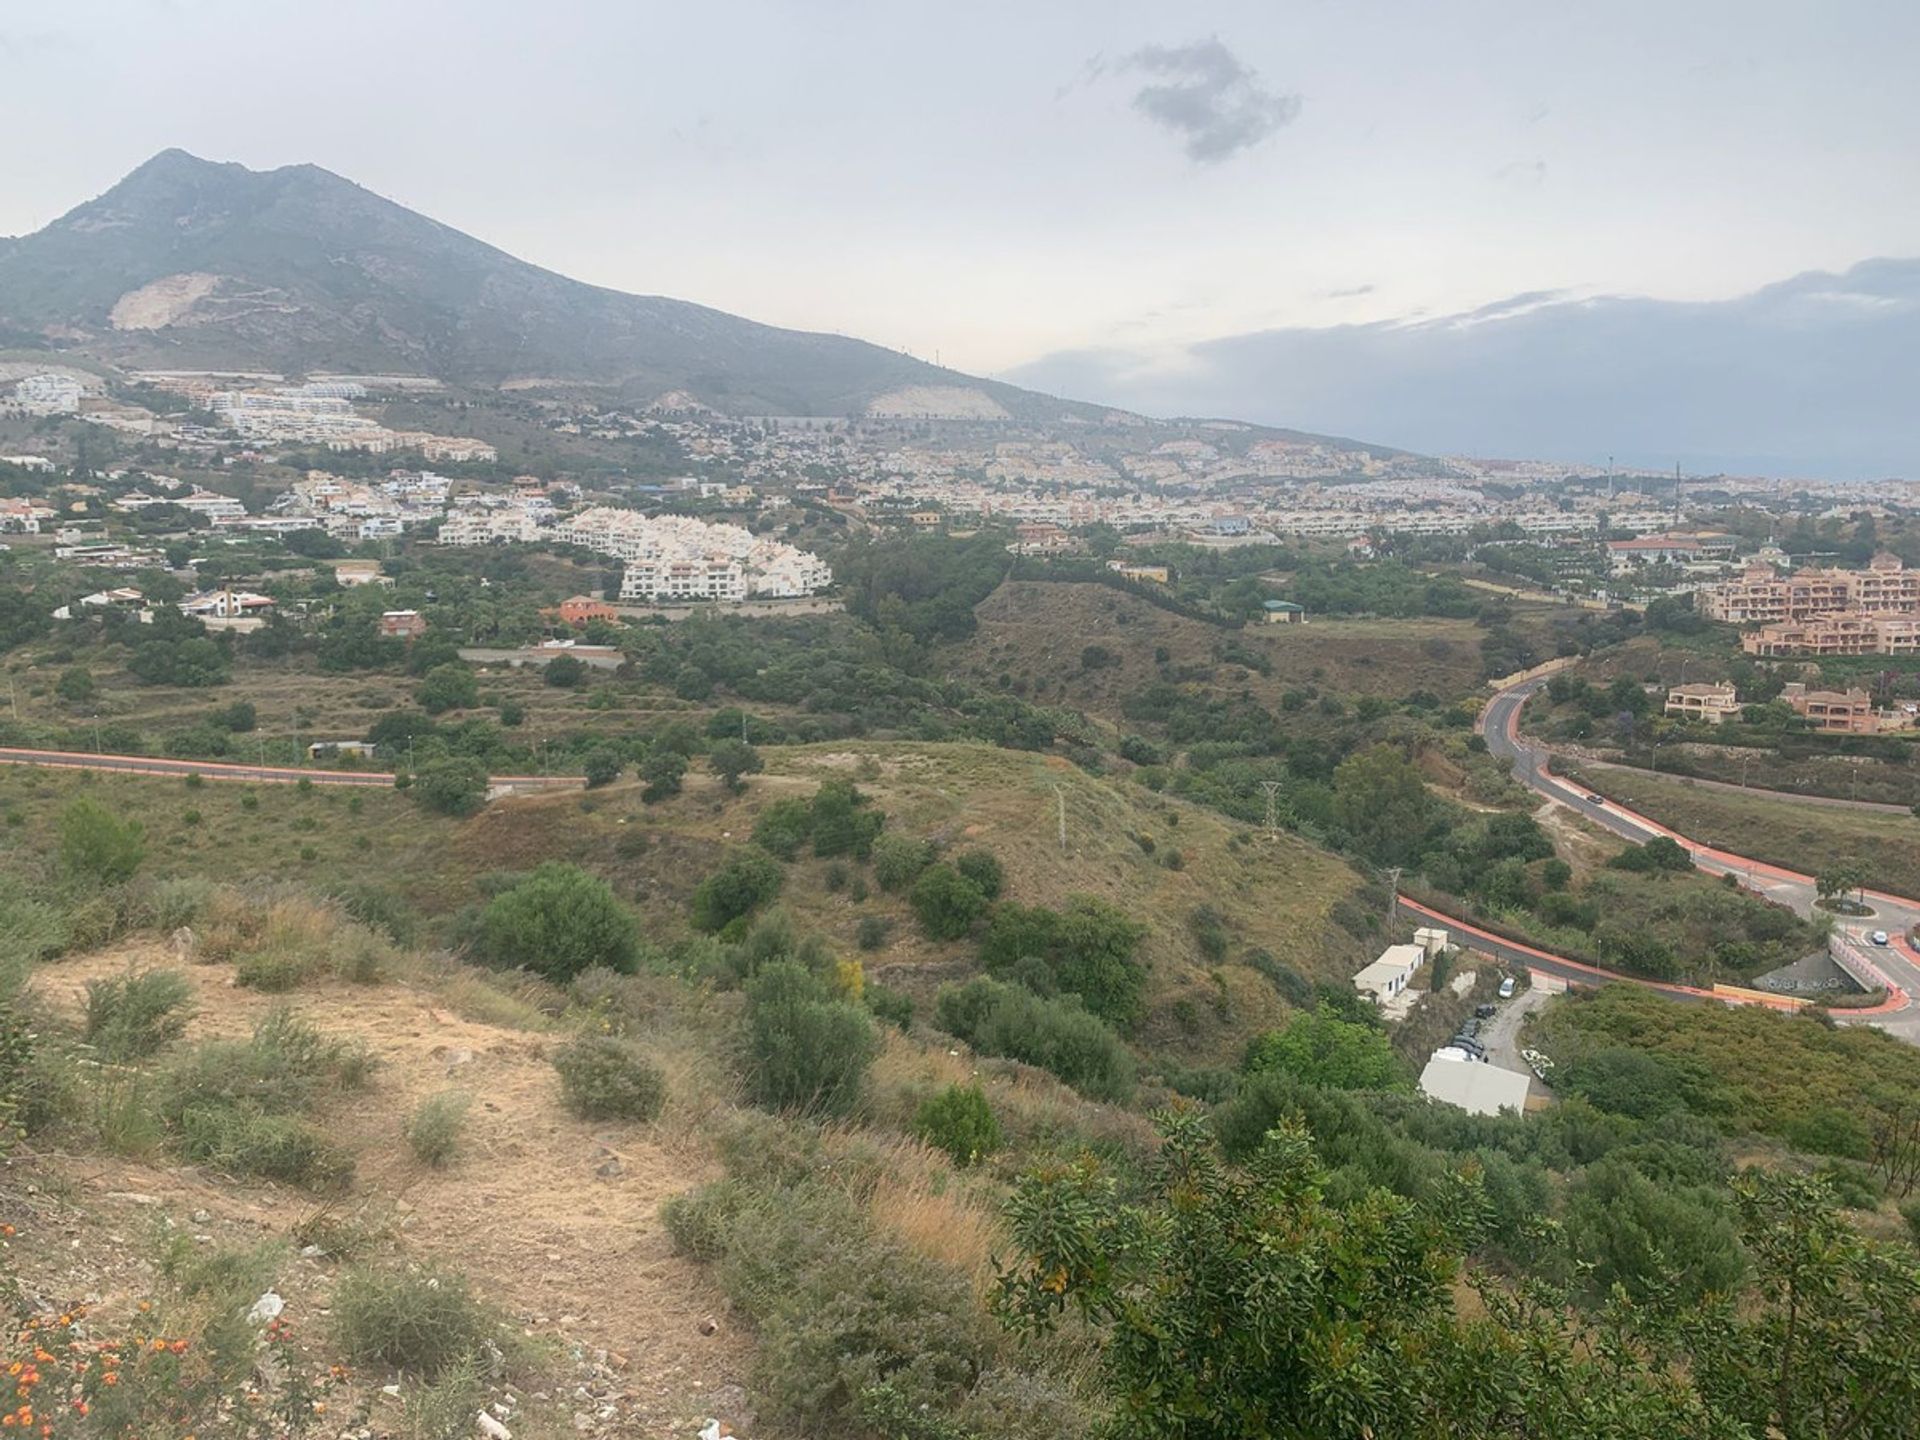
<box><xmin>1352</xmin><ymin>944</ymin><xmax>1427</xmax><ymax>1003</ymax></box>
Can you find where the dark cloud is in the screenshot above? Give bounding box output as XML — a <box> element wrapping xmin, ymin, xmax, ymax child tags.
<box><xmin>1119</xmin><ymin>37</ymin><xmax>1300</xmax><ymax>163</ymax></box>
<box><xmin>1008</xmin><ymin>259</ymin><xmax>1920</xmax><ymax>478</ymax></box>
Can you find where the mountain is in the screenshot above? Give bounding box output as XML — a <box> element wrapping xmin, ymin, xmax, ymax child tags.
<box><xmin>0</xmin><ymin>150</ymin><xmax>1092</xmax><ymax>419</ymax></box>
<box><xmin>1011</xmin><ymin>260</ymin><xmax>1920</xmax><ymax>479</ymax></box>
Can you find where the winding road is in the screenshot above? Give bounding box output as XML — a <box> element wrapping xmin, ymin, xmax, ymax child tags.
<box><xmin>1467</xmin><ymin>676</ymin><xmax>1920</xmax><ymax>1037</ymax></box>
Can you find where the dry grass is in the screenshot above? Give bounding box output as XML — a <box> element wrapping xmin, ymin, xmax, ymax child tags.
<box><xmin>866</xmin><ymin>1162</ymin><xmax>1003</xmax><ymax>1296</ymax></box>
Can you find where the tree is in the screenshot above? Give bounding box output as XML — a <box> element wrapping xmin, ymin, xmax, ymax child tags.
<box><xmin>481</xmin><ymin>861</ymin><xmax>639</xmax><ymax>981</ymax></box>
<box><xmin>1242</xmin><ymin>1010</ymin><xmax>1407</xmax><ymax>1092</ymax></box>
<box><xmin>639</xmin><ymin>748</ymin><xmax>687</xmax><ymax>803</ymax></box>
<box><xmin>690</xmin><ymin>847</ymin><xmax>784</xmax><ymax>932</ymax></box>
<box><xmin>707</xmin><ymin>738</ymin><xmax>763</xmax><ymax>794</ymax></box>
<box><xmin>1563</xmin><ymin>1158</ymin><xmax>1743</xmax><ymax>1305</ymax></box>
<box><xmin>411</xmin><ymin>756</ymin><xmax>488</xmax><ymax>817</ymax></box>
<box><xmin>58</xmin><ymin>798</ymin><xmax>146</xmax><ymax>884</ymax></box>
<box><xmin>416</xmin><ymin>662</ymin><xmax>478</xmax><ymax>715</ymax></box>
<box><xmin>543</xmin><ymin>654</ymin><xmax>587</xmax><ymax>688</ymax></box>
<box><xmin>582</xmin><ymin>746</ymin><xmax>625</xmax><ymax>788</ymax></box>
<box><xmin>1331</xmin><ymin>745</ymin><xmax>1437</xmax><ymax>867</ymax></box>
<box><xmin>55</xmin><ymin>666</ymin><xmax>95</xmax><ymax>704</ymax></box>
<box><xmin>913</xmin><ymin>1083</ymin><xmax>1002</xmax><ymax>1166</ymax></box>
<box><xmin>1815</xmin><ymin>863</ymin><xmax>1867</xmax><ymax>907</ymax></box>
<box><xmin>910</xmin><ymin>864</ymin><xmax>988</xmax><ymax>941</ymax></box>
<box><xmin>953</xmin><ymin>849</ymin><xmax>1005</xmax><ymax>900</ymax></box>
<box><xmin>871</xmin><ymin>833</ymin><xmax>935</xmax><ymax>893</ymax></box>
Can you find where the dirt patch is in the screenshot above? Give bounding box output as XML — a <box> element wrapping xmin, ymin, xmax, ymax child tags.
<box><xmin>109</xmin><ymin>272</ymin><xmax>225</xmax><ymax>330</ymax></box>
<box><xmin>34</xmin><ymin>943</ymin><xmax>752</xmax><ymax>1435</ymax></box>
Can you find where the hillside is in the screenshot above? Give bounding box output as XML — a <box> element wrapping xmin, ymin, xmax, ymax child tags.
<box><xmin>0</xmin><ymin>150</ymin><xmax>1087</xmax><ymax>418</ymax></box>
<box><xmin>0</xmin><ymin>741</ymin><xmax>1373</xmax><ymax>1059</ymax></box>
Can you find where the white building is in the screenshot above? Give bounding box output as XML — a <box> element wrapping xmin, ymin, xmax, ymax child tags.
<box><xmin>10</xmin><ymin>373</ymin><xmax>84</xmax><ymax>415</ymax></box>
<box><xmin>1419</xmin><ymin>1051</ymin><xmax>1532</xmax><ymax>1117</ymax></box>
<box><xmin>554</xmin><ymin>507</ymin><xmax>832</xmax><ymax>602</ymax></box>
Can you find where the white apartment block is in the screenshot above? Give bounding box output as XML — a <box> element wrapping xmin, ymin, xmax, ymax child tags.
<box><xmin>439</xmin><ymin>506</ymin><xmax>545</xmax><ymax>546</ymax></box>
<box><xmin>11</xmin><ymin>373</ymin><xmax>84</xmax><ymax>415</ymax></box>
<box><xmin>554</xmin><ymin>507</ymin><xmax>832</xmax><ymax>601</ymax></box>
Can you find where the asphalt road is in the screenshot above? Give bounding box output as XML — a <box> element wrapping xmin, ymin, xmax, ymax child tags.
<box><xmin>1480</xmin><ymin>677</ymin><xmax>1920</xmax><ymax>1038</ymax></box>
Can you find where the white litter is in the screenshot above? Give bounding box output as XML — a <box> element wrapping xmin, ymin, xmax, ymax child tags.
<box><xmin>246</xmin><ymin>1291</ymin><xmax>284</xmax><ymax>1324</ymax></box>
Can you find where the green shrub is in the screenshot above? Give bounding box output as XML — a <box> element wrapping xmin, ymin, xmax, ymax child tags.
<box><xmin>639</xmin><ymin>749</ymin><xmax>688</xmax><ymax>803</ymax></box>
<box><xmin>416</xmin><ymin>663</ymin><xmax>479</xmax><ymax>715</ymax></box>
<box><xmin>412</xmin><ymin>756</ymin><xmax>488</xmax><ymax>817</ymax></box>
<box><xmin>85</xmin><ymin>968</ymin><xmax>193</xmax><ymax>1060</ymax></box>
<box><xmin>234</xmin><ymin>951</ymin><xmax>308</xmax><ymax>992</ymax></box>
<box><xmin>910</xmin><ymin>864</ymin><xmax>988</xmax><ymax>941</ymax></box>
<box><xmin>751</xmin><ymin>797</ymin><xmax>814</xmax><ymax>860</ymax></box>
<box><xmin>552</xmin><ymin>1035</ymin><xmax>667</xmax><ymax>1121</ymax></box>
<box><xmin>481</xmin><ymin>862</ymin><xmax>640</xmax><ymax>981</ymax></box>
<box><xmin>856</xmin><ymin>915</ymin><xmax>891</xmax><ymax>951</ymax></box>
<box><xmin>151</xmin><ymin>877</ymin><xmax>215</xmax><ymax>931</ymax></box>
<box><xmin>690</xmin><ymin>847</ymin><xmax>784</xmax><ymax>933</ymax></box>
<box><xmin>934</xmin><ymin>977</ymin><xmax>1135</xmax><ymax>1102</ymax></box>
<box><xmin>978</xmin><ymin>897</ymin><xmax>1148</xmax><ymax>1027</ymax></box>
<box><xmin>174</xmin><ymin>1104</ymin><xmax>352</xmax><ymax>1187</ymax></box>
<box><xmin>809</xmin><ymin>780</ymin><xmax>885</xmax><ymax>859</ymax></box>
<box><xmin>872</xmin><ymin>834</ymin><xmax>935</xmax><ymax>893</ymax></box>
<box><xmin>332</xmin><ymin>1264</ymin><xmax>495</xmax><ymax>1378</ymax></box>
<box><xmin>1188</xmin><ymin>904</ymin><xmax>1229</xmax><ymax>963</ymax></box>
<box><xmin>406</xmin><ymin>1090</ymin><xmax>471</xmax><ymax>1166</ymax></box>
<box><xmin>160</xmin><ymin>1008</ymin><xmax>369</xmax><ymax>1127</ymax></box>
<box><xmin>582</xmin><ymin>746</ymin><xmax>625</xmax><ymax>788</ymax></box>
<box><xmin>913</xmin><ymin>1084</ymin><xmax>1002</xmax><ymax>1166</ymax></box>
<box><xmin>953</xmin><ymin>849</ymin><xmax>1005</xmax><ymax>900</ymax></box>
<box><xmin>58</xmin><ymin>797</ymin><xmax>146</xmax><ymax>884</ymax></box>
<box><xmin>866</xmin><ymin>983</ymin><xmax>914</xmax><ymax>1030</ymax></box>
<box><xmin>744</xmin><ymin>961</ymin><xmax>878</xmax><ymax>1115</ymax></box>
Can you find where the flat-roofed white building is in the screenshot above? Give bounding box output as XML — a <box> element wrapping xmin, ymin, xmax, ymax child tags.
<box><xmin>1420</xmin><ymin>1051</ymin><xmax>1532</xmax><ymax>1117</ymax></box>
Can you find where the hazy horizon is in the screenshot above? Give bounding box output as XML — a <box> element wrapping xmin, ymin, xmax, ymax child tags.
<box><xmin>4</xmin><ymin>0</ymin><xmax>1917</xmax><ymax>474</ymax></box>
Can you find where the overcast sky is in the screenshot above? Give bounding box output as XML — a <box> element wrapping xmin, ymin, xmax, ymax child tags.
<box><xmin>3</xmin><ymin>0</ymin><xmax>1917</xmax><ymax>465</ymax></box>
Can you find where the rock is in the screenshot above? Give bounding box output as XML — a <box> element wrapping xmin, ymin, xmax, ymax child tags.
<box><xmin>301</xmin><ymin>1244</ymin><xmax>326</xmax><ymax>1259</ymax></box>
<box><xmin>171</xmin><ymin>926</ymin><xmax>196</xmax><ymax>960</ymax></box>
<box><xmin>594</xmin><ymin>1156</ymin><xmax>623</xmax><ymax>1179</ymax></box>
<box><xmin>381</xmin><ymin>1385</ymin><xmax>402</xmax><ymax>1398</ymax></box>
<box><xmin>446</xmin><ymin>1048</ymin><xmax>474</xmax><ymax>1073</ymax></box>
<box><xmin>191</xmin><ymin>1209</ymin><xmax>211</xmax><ymax>1224</ymax></box>
<box><xmin>697</xmin><ymin>1317</ymin><xmax>718</xmax><ymax>1336</ymax></box>
<box><xmin>246</xmin><ymin>1291</ymin><xmax>285</xmax><ymax>1325</ymax></box>
<box><xmin>475</xmin><ymin>1412</ymin><xmax>512</xmax><ymax>1440</ymax></box>
<box><xmin>107</xmin><ymin>1192</ymin><xmax>160</xmax><ymax>1206</ymax></box>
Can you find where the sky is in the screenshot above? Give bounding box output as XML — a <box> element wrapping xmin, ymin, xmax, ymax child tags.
<box><xmin>3</xmin><ymin>0</ymin><xmax>1918</xmax><ymax>471</ymax></box>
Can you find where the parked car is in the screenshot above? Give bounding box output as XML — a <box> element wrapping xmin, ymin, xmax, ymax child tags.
<box><xmin>1871</xmin><ymin>930</ymin><xmax>1890</xmax><ymax>947</ymax></box>
<box><xmin>1474</xmin><ymin>1003</ymin><xmax>1496</xmax><ymax>1019</ymax></box>
<box><xmin>1583</xmin><ymin>793</ymin><xmax>1605</xmax><ymax>804</ymax></box>
<box><xmin>1498</xmin><ymin>976</ymin><xmax>1518</xmax><ymax>999</ymax></box>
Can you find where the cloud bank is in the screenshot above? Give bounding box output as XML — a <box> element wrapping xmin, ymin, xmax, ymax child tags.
<box><xmin>1009</xmin><ymin>259</ymin><xmax>1920</xmax><ymax>479</ymax></box>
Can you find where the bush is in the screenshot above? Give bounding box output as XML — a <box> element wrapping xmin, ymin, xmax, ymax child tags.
<box><xmin>872</xmin><ymin>833</ymin><xmax>935</xmax><ymax>893</ymax></box>
<box><xmin>481</xmin><ymin>862</ymin><xmax>640</xmax><ymax>981</ymax></box>
<box><xmin>412</xmin><ymin>756</ymin><xmax>488</xmax><ymax>817</ymax></box>
<box><xmin>58</xmin><ymin>797</ymin><xmax>146</xmax><ymax>884</ymax></box>
<box><xmin>866</xmin><ymin>983</ymin><xmax>914</xmax><ymax>1030</ymax></box>
<box><xmin>544</xmin><ymin>653</ymin><xmax>588</xmax><ymax>688</ymax></box>
<box><xmin>582</xmin><ymin>746</ymin><xmax>625</xmax><ymax>788</ymax></box>
<box><xmin>934</xmin><ymin>977</ymin><xmax>1135</xmax><ymax>1102</ymax></box>
<box><xmin>639</xmin><ymin>748</ymin><xmax>688</xmax><ymax>803</ymax></box>
<box><xmin>174</xmin><ymin>1105</ymin><xmax>352</xmax><ymax>1187</ymax></box>
<box><xmin>1242</xmin><ymin>1010</ymin><xmax>1407</xmax><ymax>1091</ymax></box>
<box><xmin>691</xmin><ymin>847</ymin><xmax>784</xmax><ymax>933</ymax></box>
<box><xmin>751</xmin><ymin>796</ymin><xmax>814</xmax><ymax>860</ymax></box>
<box><xmin>416</xmin><ymin>662</ymin><xmax>479</xmax><ymax>715</ymax></box>
<box><xmin>406</xmin><ymin>1090</ymin><xmax>470</xmax><ymax>1166</ymax></box>
<box><xmin>1188</xmin><ymin>904</ymin><xmax>1229</xmax><ymax>963</ymax></box>
<box><xmin>1608</xmin><ymin>836</ymin><xmax>1694</xmax><ymax>874</ymax></box>
<box><xmin>910</xmin><ymin>864</ymin><xmax>988</xmax><ymax>941</ymax></box>
<box><xmin>552</xmin><ymin>1035</ymin><xmax>667</xmax><ymax>1121</ymax></box>
<box><xmin>978</xmin><ymin>897</ymin><xmax>1148</xmax><ymax>1027</ymax></box>
<box><xmin>56</xmin><ymin>666</ymin><xmax>96</xmax><ymax>703</ymax></box>
<box><xmin>332</xmin><ymin>1265</ymin><xmax>496</xmax><ymax>1378</ymax></box>
<box><xmin>913</xmin><ymin>1084</ymin><xmax>1002</xmax><ymax>1166</ymax></box>
<box><xmin>86</xmin><ymin>968</ymin><xmax>193</xmax><ymax>1060</ymax></box>
<box><xmin>952</xmin><ymin>849</ymin><xmax>1005</xmax><ymax>900</ymax></box>
<box><xmin>856</xmin><ymin>915</ymin><xmax>892</xmax><ymax>952</ymax></box>
<box><xmin>744</xmin><ymin>961</ymin><xmax>878</xmax><ymax>1115</ymax></box>
<box><xmin>810</xmin><ymin>780</ymin><xmax>885</xmax><ymax>859</ymax></box>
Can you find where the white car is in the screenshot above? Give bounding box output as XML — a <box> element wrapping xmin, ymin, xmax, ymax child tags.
<box><xmin>1498</xmin><ymin>976</ymin><xmax>1517</xmax><ymax>999</ymax></box>
<box><xmin>1870</xmin><ymin>930</ymin><xmax>1890</xmax><ymax>947</ymax></box>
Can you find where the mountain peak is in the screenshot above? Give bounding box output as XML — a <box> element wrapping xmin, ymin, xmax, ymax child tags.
<box><xmin>0</xmin><ymin>152</ymin><xmax>1091</xmax><ymax>421</ymax></box>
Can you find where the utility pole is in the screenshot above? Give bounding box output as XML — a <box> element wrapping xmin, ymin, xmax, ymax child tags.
<box><xmin>1384</xmin><ymin>867</ymin><xmax>1403</xmax><ymax>926</ymax></box>
<box><xmin>1258</xmin><ymin>779</ymin><xmax>1282</xmax><ymax>839</ymax></box>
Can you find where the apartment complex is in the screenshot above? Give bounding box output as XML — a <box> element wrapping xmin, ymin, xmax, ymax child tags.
<box><xmin>1664</xmin><ymin>682</ymin><xmax>1740</xmax><ymax>724</ymax></box>
<box><xmin>1741</xmin><ymin>611</ymin><xmax>1920</xmax><ymax>657</ymax></box>
<box><xmin>1699</xmin><ymin>553</ymin><xmax>1920</xmax><ymax>623</ymax></box>
<box><xmin>1777</xmin><ymin>683</ymin><xmax>1915</xmax><ymax>735</ymax></box>
<box><xmin>1603</xmin><ymin>530</ymin><xmax>1737</xmax><ymax>575</ymax></box>
<box><xmin>552</xmin><ymin>508</ymin><xmax>831</xmax><ymax>602</ymax></box>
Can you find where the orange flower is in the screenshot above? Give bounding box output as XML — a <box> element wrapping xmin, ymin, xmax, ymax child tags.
<box><xmin>101</xmin><ymin>1374</ymin><xmax>117</xmax><ymax>1387</ymax></box>
<box><xmin>0</xmin><ymin>1225</ymin><xmax>13</xmax><ymax>1237</ymax></box>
